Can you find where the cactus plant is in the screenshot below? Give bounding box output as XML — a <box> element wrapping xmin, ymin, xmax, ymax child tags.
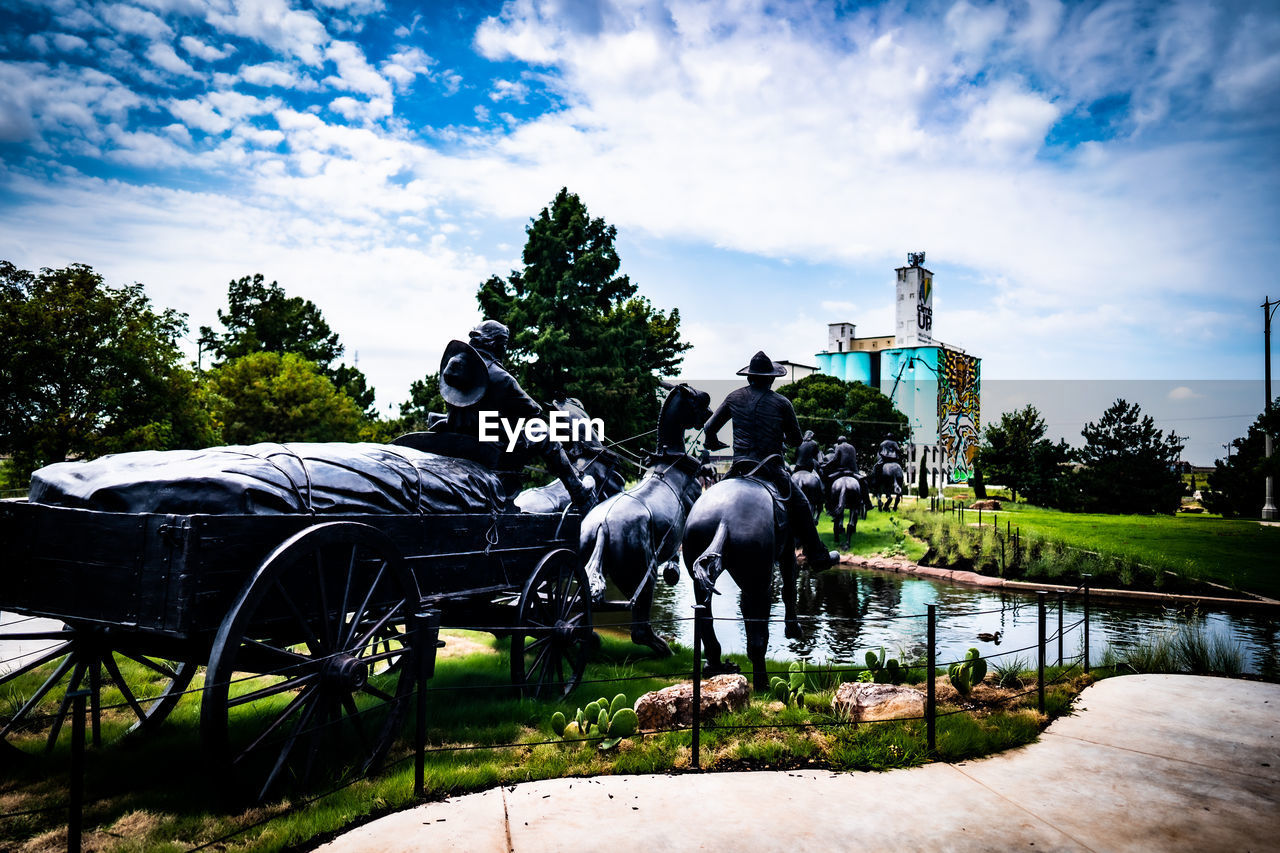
<box><xmin>862</xmin><ymin>648</ymin><xmax>908</xmax><ymax>685</ymax></box>
<box><xmin>769</xmin><ymin>662</ymin><xmax>808</xmax><ymax>707</ymax></box>
<box><xmin>552</xmin><ymin>693</ymin><xmax>638</xmax><ymax>750</ymax></box>
<box><xmin>949</xmin><ymin>648</ymin><xmax>988</xmax><ymax>696</ymax></box>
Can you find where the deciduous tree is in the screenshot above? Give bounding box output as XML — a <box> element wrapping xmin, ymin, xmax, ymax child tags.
<box><xmin>1203</xmin><ymin>403</ymin><xmax>1279</xmax><ymax>517</ymax></box>
<box><xmin>199</xmin><ymin>274</ymin><xmax>375</xmax><ymax>415</ymax></box>
<box><xmin>777</xmin><ymin>373</ymin><xmax>908</xmax><ymax>467</ymax></box>
<box><xmin>201</xmin><ymin>352</ymin><xmax>363</xmax><ymax>444</ymax></box>
<box><xmin>978</xmin><ymin>405</ymin><xmax>1071</xmax><ymax>505</ymax></box>
<box><xmin>0</xmin><ymin>261</ymin><xmax>218</xmax><ymax>479</ymax></box>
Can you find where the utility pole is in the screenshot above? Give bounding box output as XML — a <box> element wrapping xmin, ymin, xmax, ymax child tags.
<box><xmin>1264</xmin><ymin>297</ymin><xmax>1278</xmax><ymax>520</ymax></box>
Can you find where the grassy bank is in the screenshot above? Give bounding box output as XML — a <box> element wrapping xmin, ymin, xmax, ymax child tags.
<box><xmin>903</xmin><ymin>500</ymin><xmax>1280</xmax><ymax>599</ymax></box>
<box><xmin>814</xmin><ymin>508</ymin><xmax>928</xmax><ymax>562</ymax></box>
<box><xmin>1</xmin><ymin>630</ymin><xmax>1088</xmax><ymax>853</ymax></box>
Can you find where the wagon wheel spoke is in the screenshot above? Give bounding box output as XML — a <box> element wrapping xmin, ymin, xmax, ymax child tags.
<box><xmin>352</xmin><ymin>599</ymin><xmax>404</xmax><ymax>654</ymax></box>
<box><xmin>341</xmin><ymin>694</ymin><xmax>371</xmax><ymax>755</ymax></box>
<box><xmin>101</xmin><ymin>653</ymin><xmax>148</xmax><ymax>725</ymax></box>
<box><xmin>227</xmin><ymin>673</ymin><xmax>318</xmax><ymax>709</ymax></box>
<box><xmin>315</xmin><ymin>551</ymin><xmax>334</xmax><ymax>651</ymax></box>
<box><xmin>0</xmin><ymin>650</ymin><xmax>74</xmax><ymax>738</ymax></box>
<box><xmin>231</xmin><ymin>685</ymin><xmax>317</xmax><ymax>769</ymax></box>
<box><xmin>342</xmin><ymin>560</ymin><xmax>388</xmax><ymax>649</ymax></box>
<box><xmin>360</xmin><ymin>682</ymin><xmax>393</xmax><ymax>703</ymax></box>
<box><xmin>338</xmin><ymin>544</ymin><xmax>357</xmax><ymax>644</ymax></box>
<box><xmin>273</xmin><ymin>580</ymin><xmax>323</xmax><ymax>657</ymax></box>
<box><xmin>117</xmin><ymin>652</ymin><xmax>181</xmax><ymax>681</ymax></box>
<box><xmin>257</xmin><ymin>690</ymin><xmax>321</xmax><ymax>803</ymax></box>
<box><xmin>45</xmin><ymin>659</ymin><xmax>87</xmax><ymax>754</ymax></box>
<box><xmin>240</xmin><ymin>638</ymin><xmax>311</xmax><ymax>674</ymax></box>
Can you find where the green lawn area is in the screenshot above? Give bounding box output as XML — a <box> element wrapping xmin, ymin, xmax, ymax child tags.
<box><xmin>814</xmin><ymin>507</ymin><xmax>928</xmax><ymax>562</ymax></box>
<box><xmin>957</xmin><ymin>502</ymin><xmax>1280</xmax><ymax>599</ymax></box>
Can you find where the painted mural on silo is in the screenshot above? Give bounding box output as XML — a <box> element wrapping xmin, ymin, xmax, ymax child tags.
<box><xmin>938</xmin><ymin>349</ymin><xmax>981</xmax><ymax>482</ymax></box>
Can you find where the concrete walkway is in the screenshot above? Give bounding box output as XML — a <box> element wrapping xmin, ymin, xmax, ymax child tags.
<box><xmin>320</xmin><ymin>675</ymin><xmax>1280</xmax><ymax>852</ymax></box>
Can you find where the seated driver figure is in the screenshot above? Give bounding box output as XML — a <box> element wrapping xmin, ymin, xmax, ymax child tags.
<box><xmin>439</xmin><ymin>320</ymin><xmax>594</xmax><ymax>510</ymax></box>
<box><xmin>702</xmin><ymin>351</ymin><xmax>838</xmax><ymax>571</ymax></box>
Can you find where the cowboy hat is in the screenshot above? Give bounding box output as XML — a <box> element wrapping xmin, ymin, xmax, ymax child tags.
<box><xmin>736</xmin><ymin>350</ymin><xmax>787</xmax><ymax>377</ymax></box>
<box><xmin>438</xmin><ymin>339</ymin><xmax>488</xmax><ymax>407</ymax></box>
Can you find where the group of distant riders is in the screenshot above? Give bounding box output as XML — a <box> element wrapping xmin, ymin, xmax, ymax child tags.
<box><xmin>793</xmin><ymin>429</ymin><xmax>902</xmax><ymax>516</ymax></box>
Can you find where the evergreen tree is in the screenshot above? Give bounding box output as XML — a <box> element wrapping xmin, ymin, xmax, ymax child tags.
<box><xmin>1203</xmin><ymin>403</ymin><xmax>1279</xmax><ymax>517</ymax></box>
<box><xmin>918</xmin><ymin>459</ymin><xmax>930</xmax><ymax>498</ymax></box>
<box><xmin>476</xmin><ymin>189</ymin><xmax>690</xmax><ymax>443</ymax></box>
<box><xmin>201</xmin><ymin>352</ymin><xmax>363</xmax><ymax>444</ymax></box>
<box><xmin>1075</xmin><ymin>399</ymin><xmax>1185</xmax><ymax>514</ymax></box>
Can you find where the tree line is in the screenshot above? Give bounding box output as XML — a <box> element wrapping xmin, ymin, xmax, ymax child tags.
<box><xmin>0</xmin><ymin>189</ymin><xmax>688</xmax><ymax>485</ymax></box>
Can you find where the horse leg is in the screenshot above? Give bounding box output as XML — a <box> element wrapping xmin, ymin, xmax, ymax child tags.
<box><xmin>780</xmin><ymin>534</ymin><xmax>803</xmax><ymax>642</ymax></box>
<box><xmin>740</xmin><ymin>588</ymin><xmax>772</xmax><ymax>692</ymax></box>
<box><xmin>697</xmin><ymin>599</ymin><xmax>736</xmax><ymax>676</ymax></box>
<box><xmin>832</xmin><ymin>511</ymin><xmax>844</xmax><ymax>553</ymax></box>
<box><xmin>630</xmin><ymin>560</ymin><xmax>672</xmax><ymax>657</ymax></box>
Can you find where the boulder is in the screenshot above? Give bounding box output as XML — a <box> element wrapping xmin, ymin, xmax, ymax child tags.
<box><xmin>831</xmin><ymin>682</ymin><xmax>925</xmax><ymax>724</ymax></box>
<box><xmin>970</xmin><ymin>499</ymin><xmax>1002</xmax><ymax>510</ymax></box>
<box><xmin>634</xmin><ymin>674</ymin><xmax>750</xmax><ymax>730</ymax></box>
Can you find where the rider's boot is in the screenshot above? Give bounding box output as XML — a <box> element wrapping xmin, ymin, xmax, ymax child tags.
<box><xmin>789</xmin><ymin>491</ymin><xmax>839</xmax><ymax>571</ymax></box>
<box><xmin>544</xmin><ymin>441</ymin><xmax>596</xmax><ymax>511</ymax></box>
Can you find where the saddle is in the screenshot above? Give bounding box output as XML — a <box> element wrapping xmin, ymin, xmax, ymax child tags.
<box><xmin>725</xmin><ymin>460</ymin><xmax>789</xmax><ymax>534</ymax></box>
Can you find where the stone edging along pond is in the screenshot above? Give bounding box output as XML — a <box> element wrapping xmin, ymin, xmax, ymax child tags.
<box><xmin>836</xmin><ymin>554</ymin><xmax>1280</xmax><ymax>610</ymax></box>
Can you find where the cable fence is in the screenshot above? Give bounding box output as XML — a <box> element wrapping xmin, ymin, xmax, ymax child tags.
<box><xmin>0</xmin><ymin>580</ymin><xmax>1096</xmax><ymax>853</ymax></box>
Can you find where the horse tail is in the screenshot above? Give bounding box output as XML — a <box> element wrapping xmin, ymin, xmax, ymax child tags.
<box><xmin>691</xmin><ymin>520</ymin><xmax>729</xmax><ymax>601</ymax></box>
<box><xmin>583</xmin><ymin>525</ymin><xmax>608</xmax><ymax>603</ymax></box>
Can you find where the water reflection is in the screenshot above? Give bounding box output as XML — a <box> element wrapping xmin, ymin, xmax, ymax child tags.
<box><xmin>645</xmin><ymin>566</ymin><xmax>1280</xmax><ymax>678</ymax></box>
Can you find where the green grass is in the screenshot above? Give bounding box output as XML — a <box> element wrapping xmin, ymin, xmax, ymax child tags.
<box><xmin>814</xmin><ymin>507</ymin><xmax>928</xmax><ymax>561</ymax></box>
<box><xmin>0</xmin><ymin>630</ymin><xmax>1092</xmax><ymax>852</ymax></box>
<box><xmin>966</xmin><ymin>503</ymin><xmax>1280</xmax><ymax>599</ymax></box>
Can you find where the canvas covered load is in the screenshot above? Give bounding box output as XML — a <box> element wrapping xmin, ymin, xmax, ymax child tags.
<box><xmin>29</xmin><ymin>442</ymin><xmax>505</xmax><ymax>516</ymax></box>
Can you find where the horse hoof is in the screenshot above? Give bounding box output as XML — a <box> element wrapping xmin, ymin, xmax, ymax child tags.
<box><xmin>784</xmin><ymin>621</ymin><xmax>804</xmax><ymax>641</ymax></box>
<box><xmin>633</xmin><ymin>629</ymin><xmax>673</xmax><ymax>658</ymax></box>
<box><xmin>704</xmin><ymin>660</ymin><xmax>740</xmax><ymax>676</ymax></box>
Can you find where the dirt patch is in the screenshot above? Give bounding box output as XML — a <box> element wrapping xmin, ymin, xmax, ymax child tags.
<box><xmin>437</xmin><ymin>631</ymin><xmax>497</xmax><ymax>660</ymax></box>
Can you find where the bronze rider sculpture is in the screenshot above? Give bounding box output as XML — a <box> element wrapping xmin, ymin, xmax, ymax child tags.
<box><xmin>439</xmin><ymin>320</ymin><xmax>594</xmax><ymax>510</ymax></box>
<box><xmin>702</xmin><ymin>351</ymin><xmax>838</xmax><ymax>571</ymax></box>
<box><xmin>820</xmin><ymin>435</ymin><xmax>872</xmax><ymax>514</ymax></box>
<box><xmin>794</xmin><ymin>429</ymin><xmax>820</xmax><ymax>473</ymax></box>
<box><xmin>870</xmin><ymin>433</ymin><xmax>902</xmax><ymax>491</ymax></box>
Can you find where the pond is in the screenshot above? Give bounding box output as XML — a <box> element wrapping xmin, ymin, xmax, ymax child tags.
<box><xmin>616</xmin><ymin>565</ymin><xmax>1280</xmax><ymax>679</ymax></box>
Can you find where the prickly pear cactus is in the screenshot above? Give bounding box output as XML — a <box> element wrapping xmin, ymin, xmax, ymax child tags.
<box><xmin>551</xmin><ymin>711</ymin><xmax>567</xmax><ymax>737</ymax></box>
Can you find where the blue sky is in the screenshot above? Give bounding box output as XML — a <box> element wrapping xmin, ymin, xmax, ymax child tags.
<box><xmin>1</xmin><ymin>0</ymin><xmax>1278</xmax><ymax>462</ymax></box>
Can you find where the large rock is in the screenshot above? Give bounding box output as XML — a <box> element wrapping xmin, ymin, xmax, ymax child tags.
<box><xmin>970</xmin><ymin>499</ymin><xmax>1002</xmax><ymax>510</ymax></box>
<box><xmin>831</xmin><ymin>682</ymin><xmax>926</xmax><ymax>724</ymax></box>
<box><xmin>634</xmin><ymin>674</ymin><xmax>750</xmax><ymax>730</ymax></box>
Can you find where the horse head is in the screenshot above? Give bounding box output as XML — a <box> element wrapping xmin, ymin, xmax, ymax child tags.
<box><xmin>656</xmin><ymin>382</ymin><xmax>713</xmax><ymax>455</ymax></box>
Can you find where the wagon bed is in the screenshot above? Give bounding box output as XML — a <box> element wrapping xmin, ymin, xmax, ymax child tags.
<box><xmin>0</xmin><ymin>499</ymin><xmax>591</xmax><ymax>801</ymax></box>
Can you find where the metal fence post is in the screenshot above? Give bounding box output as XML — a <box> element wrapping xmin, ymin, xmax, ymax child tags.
<box><xmin>412</xmin><ymin>608</ymin><xmax>440</xmax><ymax>798</ymax></box>
<box><xmin>1082</xmin><ymin>575</ymin><xmax>1091</xmax><ymax>674</ymax></box>
<box><xmin>1057</xmin><ymin>593</ymin><xmax>1064</xmax><ymax>666</ymax></box>
<box><xmin>1037</xmin><ymin>592</ymin><xmax>1047</xmax><ymax>715</ymax></box>
<box><xmin>69</xmin><ymin>689</ymin><xmax>88</xmax><ymax>853</ymax></box>
<box><xmin>926</xmin><ymin>604</ymin><xmax>936</xmax><ymax>753</ymax></box>
<box><xmin>692</xmin><ymin>603</ymin><xmax>705</xmax><ymax>770</ymax></box>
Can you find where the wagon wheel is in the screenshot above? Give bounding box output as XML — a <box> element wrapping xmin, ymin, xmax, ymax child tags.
<box><xmin>0</xmin><ymin>623</ymin><xmax>196</xmax><ymax>757</ymax></box>
<box><xmin>201</xmin><ymin>522</ymin><xmax>418</xmax><ymax>804</ymax></box>
<box><xmin>511</xmin><ymin>548</ymin><xmax>593</xmax><ymax>700</ymax></box>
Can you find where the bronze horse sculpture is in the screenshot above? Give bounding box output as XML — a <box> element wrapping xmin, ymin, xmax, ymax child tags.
<box><xmin>514</xmin><ymin>398</ymin><xmax>626</xmax><ymax>513</ymax></box>
<box><xmin>578</xmin><ymin>383</ymin><xmax>713</xmax><ymax>655</ymax></box>
<box><xmin>826</xmin><ymin>473</ymin><xmax>864</xmax><ymax>549</ymax></box>
<box><xmin>682</xmin><ymin>458</ymin><xmax>804</xmax><ymax>691</ymax></box>
<box><xmin>790</xmin><ymin>469</ymin><xmax>823</xmax><ymax>524</ymax></box>
<box><xmin>870</xmin><ymin>462</ymin><xmax>905</xmax><ymax>512</ymax></box>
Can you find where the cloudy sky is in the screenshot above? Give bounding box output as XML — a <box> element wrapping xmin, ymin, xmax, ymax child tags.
<box><xmin>2</xmin><ymin>0</ymin><xmax>1277</xmax><ymax>460</ymax></box>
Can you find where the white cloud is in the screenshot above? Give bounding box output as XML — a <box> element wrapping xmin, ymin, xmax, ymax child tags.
<box><xmin>180</xmin><ymin>35</ymin><xmax>233</xmax><ymax>62</ymax></box>
<box><xmin>206</xmin><ymin>0</ymin><xmax>330</xmax><ymax>66</ymax></box>
<box><xmin>1168</xmin><ymin>386</ymin><xmax>1204</xmax><ymax>401</ymax></box>
<box><xmin>489</xmin><ymin>78</ymin><xmax>528</xmax><ymax>102</ymax></box>
<box><xmin>381</xmin><ymin>47</ymin><xmax>433</xmax><ymax>90</ymax></box>
<box><xmin>240</xmin><ymin>61</ymin><xmax>319</xmax><ymax>91</ymax></box>
<box><xmin>324</xmin><ymin>40</ymin><xmax>392</xmax><ymax>99</ymax></box>
<box><xmin>99</xmin><ymin>3</ymin><xmax>173</xmax><ymax>41</ymax></box>
<box><xmin>51</xmin><ymin>33</ymin><xmax>91</xmax><ymax>53</ymax></box>
<box><xmin>146</xmin><ymin>42</ymin><xmax>202</xmax><ymax>78</ymax></box>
